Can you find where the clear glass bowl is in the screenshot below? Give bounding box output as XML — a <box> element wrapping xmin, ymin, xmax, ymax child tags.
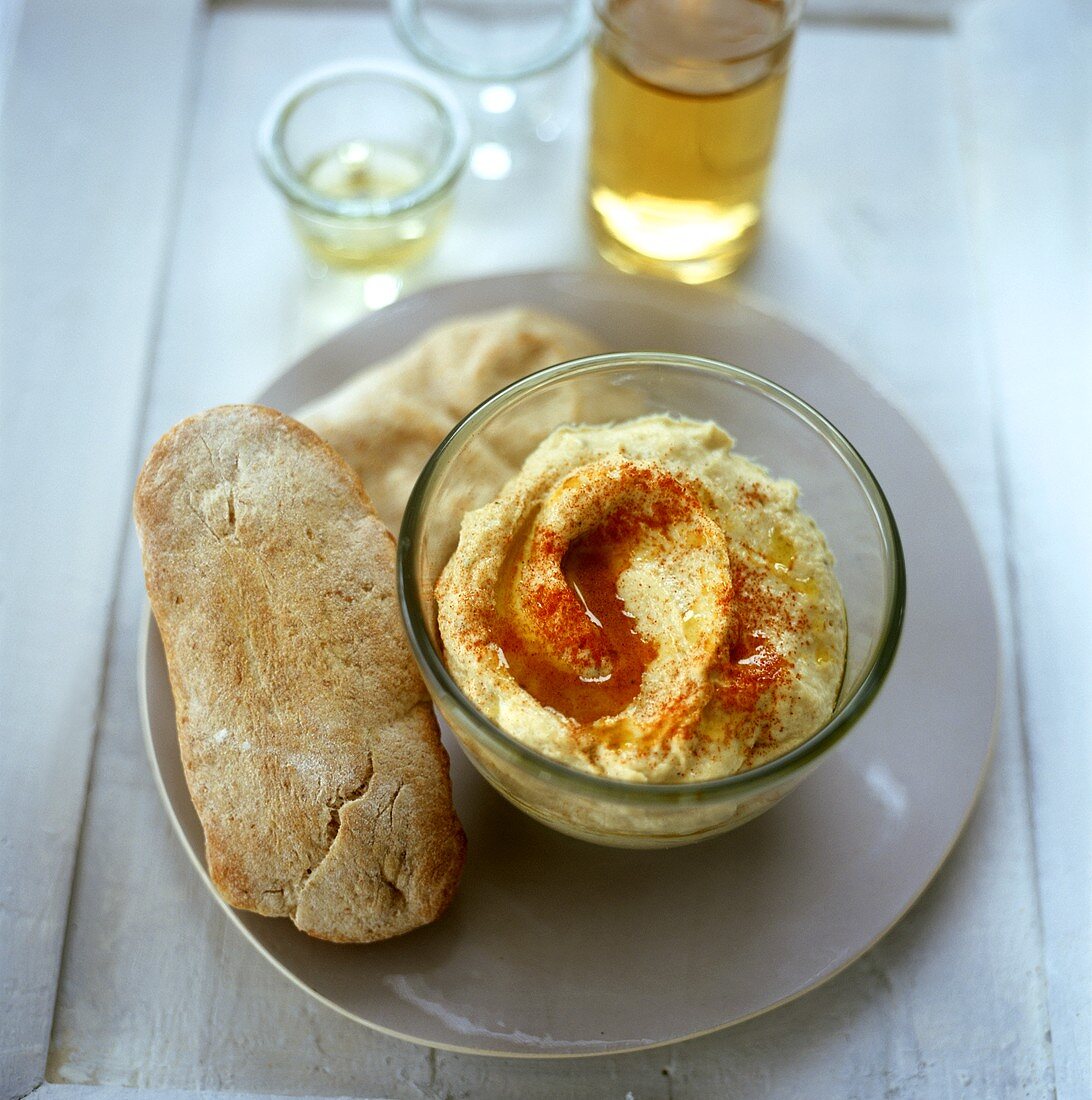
<box><xmin>398</xmin><ymin>353</ymin><xmax>905</xmax><ymax>847</ymax></box>
<box><xmin>257</xmin><ymin>61</ymin><xmax>469</xmax><ymax>272</ymax></box>
<box><xmin>390</xmin><ymin>0</ymin><xmax>591</xmax><ymax>83</ymax></box>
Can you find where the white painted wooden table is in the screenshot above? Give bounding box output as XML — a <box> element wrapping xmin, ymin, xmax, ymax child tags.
<box><xmin>2</xmin><ymin>1</ymin><xmax>1088</xmax><ymax>1097</ymax></box>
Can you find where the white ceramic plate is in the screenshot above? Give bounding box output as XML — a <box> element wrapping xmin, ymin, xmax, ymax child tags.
<box><xmin>141</xmin><ymin>269</ymin><xmax>998</xmax><ymax>1057</ymax></box>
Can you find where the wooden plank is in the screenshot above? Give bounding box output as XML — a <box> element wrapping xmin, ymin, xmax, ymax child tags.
<box><xmin>44</xmin><ymin>4</ymin><xmax>431</xmax><ymax>1093</ymax></box>
<box><xmin>35</xmin><ymin>1087</ymin><xmax>348</xmax><ymax>1100</ymax></box>
<box><xmin>0</xmin><ymin>2</ymin><xmax>201</xmax><ymax>1097</ymax></box>
<box><xmin>0</xmin><ymin>0</ymin><xmax>24</xmax><ymax>111</ymax></box>
<box><xmin>46</xmin><ymin>12</ymin><xmax>1055</xmax><ymax>1098</ymax></box>
<box><xmin>957</xmin><ymin>1</ymin><xmax>1091</xmax><ymax>1096</ymax></box>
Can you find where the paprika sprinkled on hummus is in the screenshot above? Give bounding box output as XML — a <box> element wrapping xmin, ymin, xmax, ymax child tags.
<box><xmin>436</xmin><ymin>416</ymin><xmax>847</xmax><ymax>783</ymax></box>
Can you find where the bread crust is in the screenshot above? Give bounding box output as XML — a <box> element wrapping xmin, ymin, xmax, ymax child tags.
<box><xmin>134</xmin><ymin>405</ymin><xmax>465</xmax><ymax>943</ymax></box>
<box><xmin>299</xmin><ymin>307</ymin><xmax>604</xmax><ymax>531</ymax></box>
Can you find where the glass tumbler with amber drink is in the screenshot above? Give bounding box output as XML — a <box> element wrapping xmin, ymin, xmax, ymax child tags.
<box><xmin>258</xmin><ymin>62</ymin><xmax>469</xmax><ymax>277</ymax></box>
<box><xmin>589</xmin><ymin>0</ymin><xmax>803</xmax><ymax>282</ymax></box>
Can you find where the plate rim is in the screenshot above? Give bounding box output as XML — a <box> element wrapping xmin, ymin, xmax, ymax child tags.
<box><xmin>138</xmin><ymin>267</ymin><xmax>1001</xmax><ymax>1058</ymax></box>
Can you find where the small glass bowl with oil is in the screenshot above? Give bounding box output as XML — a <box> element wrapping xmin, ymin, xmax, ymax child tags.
<box><xmin>258</xmin><ymin>61</ymin><xmax>469</xmax><ymax>274</ymax></box>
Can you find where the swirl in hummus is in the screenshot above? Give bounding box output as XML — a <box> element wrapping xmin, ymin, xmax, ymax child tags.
<box><xmin>436</xmin><ymin>416</ymin><xmax>847</xmax><ymax>783</ymax></box>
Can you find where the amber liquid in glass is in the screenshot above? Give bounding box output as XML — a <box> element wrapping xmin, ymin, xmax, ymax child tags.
<box><xmin>292</xmin><ymin>140</ymin><xmax>449</xmax><ymax>271</ymax></box>
<box><xmin>590</xmin><ymin>0</ymin><xmax>793</xmax><ymax>281</ymax></box>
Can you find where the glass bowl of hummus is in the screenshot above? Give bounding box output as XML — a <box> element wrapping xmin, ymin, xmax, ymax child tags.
<box><xmin>398</xmin><ymin>353</ymin><xmax>905</xmax><ymax>847</ymax></box>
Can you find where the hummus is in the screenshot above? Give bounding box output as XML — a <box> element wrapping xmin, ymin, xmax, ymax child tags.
<box><xmin>436</xmin><ymin>416</ymin><xmax>847</xmax><ymax>783</ymax></box>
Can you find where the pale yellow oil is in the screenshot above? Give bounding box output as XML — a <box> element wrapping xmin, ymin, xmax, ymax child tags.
<box><xmin>589</xmin><ymin>0</ymin><xmax>794</xmax><ymax>281</ymax></box>
<box><xmin>291</xmin><ymin>140</ymin><xmax>449</xmax><ymax>272</ymax></box>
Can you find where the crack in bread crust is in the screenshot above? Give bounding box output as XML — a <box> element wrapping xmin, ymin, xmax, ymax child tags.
<box><xmin>321</xmin><ymin>755</ymin><xmax>374</xmax><ymax>851</ymax></box>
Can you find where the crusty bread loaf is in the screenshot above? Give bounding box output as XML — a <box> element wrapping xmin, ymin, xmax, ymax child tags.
<box><xmin>299</xmin><ymin>307</ymin><xmax>604</xmax><ymax>532</ymax></box>
<box><xmin>134</xmin><ymin>405</ymin><xmax>465</xmax><ymax>943</ymax></box>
